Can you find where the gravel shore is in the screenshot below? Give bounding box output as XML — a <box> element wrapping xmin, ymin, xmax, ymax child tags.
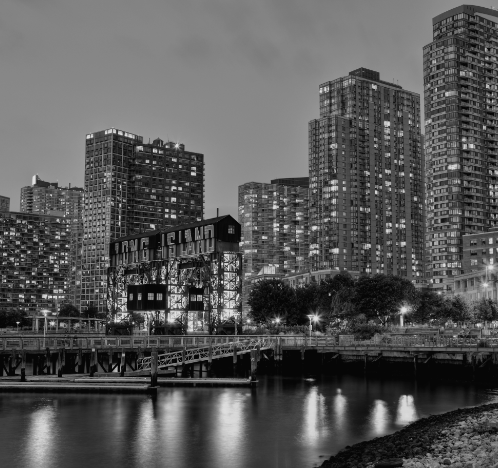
<box><xmin>319</xmin><ymin>402</ymin><xmax>498</xmax><ymax>468</ymax></box>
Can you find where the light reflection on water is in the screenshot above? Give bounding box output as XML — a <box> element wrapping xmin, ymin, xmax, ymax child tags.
<box><xmin>0</xmin><ymin>375</ymin><xmax>497</xmax><ymax>468</ymax></box>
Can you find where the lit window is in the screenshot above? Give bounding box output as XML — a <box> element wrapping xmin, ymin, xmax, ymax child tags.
<box><xmin>148</xmin><ymin>293</ymin><xmax>154</xmax><ymax>300</ymax></box>
<box><xmin>138</xmin><ymin>293</ymin><xmax>142</xmax><ymax>300</ymax></box>
<box><xmin>228</xmin><ymin>225</ymin><xmax>235</xmax><ymax>234</ymax></box>
<box><xmin>157</xmin><ymin>293</ymin><xmax>163</xmax><ymax>301</ymax></box>
<box><xmin>129</xmin><ymin>293</ymin><xmax>133</xmax><ymax>300</ymax></box>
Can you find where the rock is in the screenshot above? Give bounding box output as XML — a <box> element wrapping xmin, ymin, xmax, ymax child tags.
<box><xmin>442</xmin><ymin>459</ymin><xmax>452</xmax><ymax>465</ymax></box>
<box><xmin>373</xmin><ymin>459</ymin><xmax>403</xmax><ymax>468</ymax></box>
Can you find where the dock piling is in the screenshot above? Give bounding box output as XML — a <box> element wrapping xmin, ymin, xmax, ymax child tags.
<box><xmin>120</xmin><ymin>349</ymin><xmax>125</xmax><ymax>377</ymax></box>
<box><xmin>151</xmin><ymin>348</ymin><xmax>158</xmax><ymax>387</ymax></box>
<box><xmin>20</xmin><ymin>351</ymin><xmax>26</xmax><ymax>382</ymax></box>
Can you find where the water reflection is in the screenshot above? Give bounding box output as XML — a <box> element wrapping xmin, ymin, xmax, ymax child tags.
<box><xmin>302</xmin><ymin>386</ymin><xmax>330</xmax><ymax>444</ymax></box>
<box><xmin>332</xmin><ymin>388</ymin><xmax>347</xmax><ymax>431</ymax></box>
<box><xmin>369</xmin><ymin>400</ymin><xmax>389</xmax><ymax>436</ymax></box>
<box><xmin>0</xmin><ymin>376</ymin><xmax>495</xmax><ymax>468</ymax></box>
<box><xmin>395</xmin><ymin>395</ymin><xmax>418</xmax><ymax>425</ymax></box>
<box><xmin>214</xmin><ymin>391</ymin><xmax>246</xmax><ymax>468</ymax></box>
<box><xmin>23</xmin><ymin>402</ymin><xmax>58</xmax><ymax>468</ymax></box>
<box><xmin>134</xmin><ymin>400</ymin><xmax>155</xmax><ymax>466</ymax></box>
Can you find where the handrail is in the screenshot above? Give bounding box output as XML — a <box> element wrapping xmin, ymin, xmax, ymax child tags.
<box><xmin>137</xmin><ymin>337</ymin><xmax>275</xmax><ymax>370</ymax></box>
<box><xmin>1</xmin><ymin>334</ymin><xmax>498</xmax><ymax>351</ymax></box>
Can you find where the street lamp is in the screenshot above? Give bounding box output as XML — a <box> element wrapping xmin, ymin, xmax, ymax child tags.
<box><xmin>307</xmin><ymin>314</ymin><xmax>314</xmax><ymax>338</ymax></box>
<box><xmin>16</xmin><ymin>321</ymin><xmax>20</xmax><ymax>333</ymax></box>
<box><xmin>400</xmin><ymin>306</ymin><xmax>408</xmax><ymax>327</ymax></box>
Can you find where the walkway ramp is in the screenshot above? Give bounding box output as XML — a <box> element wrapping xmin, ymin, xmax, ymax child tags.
<box><xmin>137</xmin><ymin>337</ymin><xmax>275</xmax><ymax>371</ymax></box>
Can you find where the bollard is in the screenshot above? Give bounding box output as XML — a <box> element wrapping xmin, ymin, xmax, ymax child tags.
<box><xmin>151</xmin><ymin>348</ymin><xmax>158</xmax><ymax>387</ymax></box>
<box><xmin>20</xmin><ymin>351</ymin><xmax>26</xmax><ymax>382</ymax></box>
<box><xmin>120</xmin><ymin>349</ymin><xmax>126</xmax><ymax>377</ymax></box>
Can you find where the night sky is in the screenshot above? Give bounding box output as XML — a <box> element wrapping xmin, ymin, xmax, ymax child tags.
<box><xmin>0</xmin><ymin>0</ymin><xmax>487</xmax><ymax>218</ymax></box>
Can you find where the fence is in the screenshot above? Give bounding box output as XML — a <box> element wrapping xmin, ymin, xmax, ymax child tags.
<box><xmin>3</xmin><ymin>334</ymin><xmax>498</xmax><ymax>351</ymax></box>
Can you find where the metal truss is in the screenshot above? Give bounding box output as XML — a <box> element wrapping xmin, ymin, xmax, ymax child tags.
<box><xmin>137</xmin><ymin>337</ymin><xmax>275</xmax><ymax>370</ymax></box>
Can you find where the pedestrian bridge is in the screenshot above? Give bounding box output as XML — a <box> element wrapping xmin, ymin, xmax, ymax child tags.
<box><xmin>136</xmin><ymin>337</ymin><xmax>275</xmax><ymax>371</ymax></box>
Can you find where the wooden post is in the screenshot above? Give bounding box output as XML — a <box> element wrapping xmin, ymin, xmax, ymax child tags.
<box><xmin>120</xmin><ymin>349</ymin><xmax>126</xmax><ymax>377</ymax></box>
<box><xmin>0</xmin><ymin>355</ymin><xmax>3</xmax><ymax>377</ymax></box>
<box><xmin>32</xmin><ymin>355</ymin><xmax>38</xmax><ymax>376</ymax></box>
<box><xmin>199</xmin><ymin>361</ymin><xmax>203</xmax><ymax>378</ymax></box>
<box><xmin>364</xmin><ymin>354</ymin><xmax>368</xmax><ymax>373</ymax></box>
<box><xmin>181</xmin><ymin>346</ymin><xmax>188</xmax><ymax>377</ymax></box>
<box><xmin>413</xmin><ymin>355</ymin><xmax>418</xmax><ymax>377</ymax></box>
<box><xmin>89</xmin><ymin>348</ymin><xmax>96</xmax><ymax>377</ymax></box>
<box><xmin>77</xmin><ymin>348</ymin><xmax>84</xmax><ymax>374</ymax></box>
<box><xmin>207</xmin><ymin>341</ymin><xmax>213</xmax><ymax>377</ymax></box>
<box><xmin>250</xmin><ymin>349</ymin><xmax>257</xmax><ymax>382</ymax></box>
<box><xmin>45</xmin><ymin>348</ymin><xmax>51</xmax><ymax>375</ymax></box>
<box><xmin>21</xmin><ymin>351</ymin><xmax>26</xmax><ymax>382</ymax></box>
<box><xmin>108</xmin><ymin>349</ymin><xmax>113</xmax><ymax>373</ymax></box>
<box><xmin>57</xmin><ymin>348</ymin><xmax>63</xmax><ymax>377</ymax></box>
<box><xmin>9</xmin><ymin>350</ymin><xmax>16</xmax><ymax>376</ymax></box>
<box><xmin>151</xmin><ymin>348</ymin><xmax>158</xmax><ymax>387</ymax></box>
<box><xmin>233</xmin><ymin>344</ymin><xmax>238</xmax><ymax>377</ymax></box>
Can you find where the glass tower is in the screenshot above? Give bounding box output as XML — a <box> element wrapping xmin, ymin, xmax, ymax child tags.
<box><xmin>82</xmin><ymin>128</ymin><xmax>205</xmax><ymax>312</ymax></box>
<box><xmin>424</xmin><ymin>6</ymin><xmax>498</xmax><ymax>292</ymax></box>
<box><xmin>309</xmin><ymin>68</ymin><xmax>424</xmax><ymax>283</ymax></box>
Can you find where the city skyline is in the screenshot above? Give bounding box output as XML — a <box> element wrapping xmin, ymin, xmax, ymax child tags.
<box><xmin>0</xmin><ymin>0</ymin><xmax>475</xmax><ymax>220</ymax></box>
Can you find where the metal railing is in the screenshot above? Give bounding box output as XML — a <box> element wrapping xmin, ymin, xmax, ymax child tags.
<box><xmin>137</xmin><ymin>337</ymin><xmax>275</xmax><ymax>370</ymax></box>
<box><xmin>3</xmin><ymin>334</ymin><xmax>498</xmax><ymax>351</ymax></box>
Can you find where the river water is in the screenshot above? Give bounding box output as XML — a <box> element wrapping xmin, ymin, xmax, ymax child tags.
<box><xmin>1</xmin><ymin>374</ymin><xmax>497</xmax><ymax>468</ymax></box>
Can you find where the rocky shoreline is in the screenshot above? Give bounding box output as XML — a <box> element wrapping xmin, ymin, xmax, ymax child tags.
<box><xmin>319</xmin><ymin>402</ymin><xmax>498</xmax><ymax>468</ymax></box>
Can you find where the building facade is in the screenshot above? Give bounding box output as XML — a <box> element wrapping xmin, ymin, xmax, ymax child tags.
<box><xmin>0</xmin><ymin>211</ymin><xmax>71</xmax><ymax>314</ymax></box>
<box><xmin>20</xmin><ymin>175</ymin><xmax>84</xmax><ymax>308</ymax></box>
<box><xmin>308</xmin><ymin>68</ymin><xmax>424</xmax><ymax>283</ymax></box>
<box><xmin>0</xmin><ymin>196</ymin><xmax>9</xmax><ymax>213</ymax></box>
<box><xmin>452</xmin><ymin>229</ymin><xmax>498</xmax><ymax>301</ymax></box>
<box><xmin>424</xmin><ymin>5</ymin><xmax>498</xmax><ymax>292</ymax></box>
<box><xmin>238</xmin><ymin>178</ymin><xmax>310</xmax><ymax>312</ymax></box>
<box><xmin>107</xmin><ymin>215</ymin><xmax>241</xmax><ymax>332</ymax></box>
<box><xmin>82</xmin><ymin>128</ymin><xmax>205</xmax><ymax>312</ymax></box>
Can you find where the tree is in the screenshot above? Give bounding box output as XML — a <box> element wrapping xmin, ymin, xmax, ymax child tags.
<box><xmin>409</xmin><ymin>289</ymin><xmax>444</xmax><ymax>324</ymax></box>
<box><xmin>472</xmin><ymin>298</ymin><xmax>498</xmax><ymax>322</ymax></box>
<box><xmin>353</xmin><ymin>274</ymin><xmax>418</xmax><ymax>325</ymax></box>
<box><xmin>59</xmin><ymin>303</ymin><xmax>80</xmax><ymax>317</ymax></box>
<box><xmin>83</xmin><ymin>305</ymin><xmax>106</xmax><ymax>320</ymax></box>
<box><xmin>0</xmin><ymin>309</ymin><xmax>29</xmax><ymax>328</ymax></box>
<box><xmin>248</xmin><ymin>279</ymin><xmax>296</xmax><ymax>324</ymax></box>
<box><xmin>442</xmin><ymin>295</ymin><xmax>473</xmax><ymax>323</ymax></box>
<box><xmin>294</xmin><ymin>282</ymin><xmax>321</xmax><ymax>325</ymax></box>
<box><xmin>319</xmin><ymin>272</ymin><xmax>357</xmax><ymax>326</ymax></box>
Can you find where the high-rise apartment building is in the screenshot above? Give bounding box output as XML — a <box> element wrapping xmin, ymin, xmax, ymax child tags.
<box><xmin>424</xmin><ymin>5</ymin><xmax>498</xmax><ymax>292</ymax></box>
<box><xmin>309</xmin><ymin>68</ymin><xmax>424</xmax><ymax>283</ymax></box>
<box><xmin>238</xmin><ymin>178</ymin><xmax>310</xmax><ymax>312</ymax></box>
<box><xmin>82</xmin><ymin>128</ymin><xmax>205</xmax><ymax>312</ymax></box>
<box><xmin>0</xmin><ymin>211</ymin><xmax>71</xmax><ymax>314</ymax></box>
<box><xmin>20</xmin><ymin>175</ymin><xmax>84</xmax><ymax>308</ymax></box>
<box><xmin>0</xmin><ymin>196</ymin><xmax>9</xmax><ymax>212</ymax></box>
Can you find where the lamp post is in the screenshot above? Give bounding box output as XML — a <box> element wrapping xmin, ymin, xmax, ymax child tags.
<box><xmin>16</xmin><ymin>321</ymin><xmax>20</xmax><ymax>334</ymax></box>
<box><xmin>307</xmin><ymin>314</ymin><xmax>314</xmax><ymax>338</ymax></box>
<box><xmin>400</xmin><ymin>306</ymin><xmax>408</xmax><ymax>328</ymax></box>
